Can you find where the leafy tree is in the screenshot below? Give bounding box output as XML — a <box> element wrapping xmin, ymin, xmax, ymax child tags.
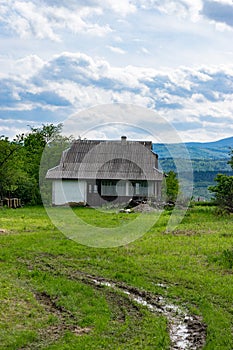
<box><xmin>209</xmin><ymin>174</ymin><xmax>233</xmax><ymax>213</ymax></box>
<box><xmin>162</xmin><ymin>170</ymin><xmax>179</xmax><ymax>203</ymax></box>
<box><xmin>39</xmin><ymin>133</ymin><xmax>74</xmax><ymax>205</ymax></box>
<box><xmin>22</xmin><ymin>123</ymin><xmax>67</xmax><ymax>204</ymax></box>
<box><xmin>28</xmin><ymin>123</ymin><xmax>63</xmax><ymax>144</ymax></box>
<box><xmin>0</xmin><ymin>135</ymin><xmax>25</xmax><ymax>199</ymax></box>
<box><xmin>0</xmin><ymin>123</ymin><xmax>72</xmax><ymax>205</ymax></box>
<box><xmin>209</xmin><ymin>150</ymin><xmax>233</xmax><ymax>213</ymax></box>
<box><xmin>23</xmin><ymin>123</ymin><xmax>63</xmax><ymax>180</ymax></box>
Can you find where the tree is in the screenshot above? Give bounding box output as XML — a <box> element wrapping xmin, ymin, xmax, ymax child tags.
<box><xmin>39</xmin><ymin>133</ymin><xmax>73</xmax><ymax>205</ymax></box>
<box><xmin>0</xmin><ymin>124</ymin><xmax>73</xmax><ymax>205</ymax></box>
<box><xmin>28</xmin><ymin>123</ymin><xmax>63</xmax><ymax>144</ymax></box>
<box><xmin>209</xmin><ymin>150</ymin><xmax>233</xmax><ymax>213</ymax></box>
<box><xmin>209</xmin><ymin>174</ymin><xmax>233</xmax><ymax>213</ymax></box>
<box><xmin>23</xmin><ymin>123</ymin><xmax>63</xmax><ymax>180</ymax></box>
<box><xmin>22</xmin><ymin>123</ymin><xmax>67</xmax><ymax>204</ymax></box>
<box><xmin>0</xmin><ymin>135</ymin><xmax>26</xmax><ymax>199</ymax></box>
<box><xmin>162</xmin><ymin>171</ymin><xmax>179</xmax><ymax>203</ymax></box>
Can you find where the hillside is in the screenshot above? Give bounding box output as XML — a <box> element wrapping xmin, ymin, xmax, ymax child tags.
<box><xmin>153</xmin><ymin>136</ymin><xmax>233</xmax><ymax>160</ymax></box>
<box><xmin>153</xmin><ymin>136</ymin><xmax>233</xmax><ymax>199</ymax></box>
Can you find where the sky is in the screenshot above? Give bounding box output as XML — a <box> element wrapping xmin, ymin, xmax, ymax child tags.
<box><xmin>1</xmin><ymin>0</ymin><xmax>233</xmax><ymax>142</ymax></box>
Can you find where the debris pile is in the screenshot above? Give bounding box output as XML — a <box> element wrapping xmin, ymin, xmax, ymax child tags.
<box><xmin>132</xmin><ymin>203</ymin><xmax>157</xmax><ymax>213</ymax></box>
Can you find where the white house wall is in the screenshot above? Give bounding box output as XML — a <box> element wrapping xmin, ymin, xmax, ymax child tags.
<box><xmin>52</xmin><ymin>180</ymin><xmax>86</xmax><ymax>205</ymax></box>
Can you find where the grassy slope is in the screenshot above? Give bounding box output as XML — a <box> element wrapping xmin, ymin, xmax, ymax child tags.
<box><xmin>0</xmin><ymin>206</ymin><xmax>232</xmax><ymax>349</ymax></box>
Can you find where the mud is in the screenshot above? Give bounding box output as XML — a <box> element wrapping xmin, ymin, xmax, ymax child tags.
<box><xmin>21</xmin><ymin>257</ymin><xmax>207</xmax><ymax>349</ymax></box>
<box><xmin>86</xmin><ymin>275</ymin><xmax>206</xmax><ymax>350</ymax></box>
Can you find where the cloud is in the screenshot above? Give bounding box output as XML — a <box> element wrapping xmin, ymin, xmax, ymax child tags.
<box><xmin>134</xmin><ymin>0</ymin><xmax>202</xmax><ymax>21</ymax></box>
<box><xmin>202</xmin><ymin>0</ymin><xmax>233</xmax><ymax>28</ymax></box>
<box><xmin>133</xmin><ymin>0</ymin><xmax>233</xmax><ymax>32</ymax></box>
<box><xmin>1</xmin><ymin>0</ymin><xmax>233</xmax><ymax>51</ymax></box>
<box><xmin>1</xmin><ymin>51</ymin><xmax>233</xmax><ymax>141</ymax></box>
<box><xmin>107</xmin><ymin>46</ymin><xmax>127</xmax><ymax>55</ymax></box>
<box><xmin>0</xmin><ymin>1</ymin><xmax>112</xmax><ymax>41</ymax></box>
<box><xmin>140</xmin><ymin>47</ymin><xmax>150</xmax><ymax>54</ymax></box>
<box><xmin>0</xmin><ymin>1</ymin><xmax>60</xmax><ymax>41</ymax></box>
<box><xmin>14</xmin><ymin>55</ymin><xmax>45</xmax><ymax>77</ymax></box>
<box><xmin>97</xmin><ymin>0</ymin><xmax>136</xmax><ymax>15</ymax></box>
<box><xmin>0</xmin><ymin>118</ymin><xmax>31</xmax><ymax>138</ymax></box>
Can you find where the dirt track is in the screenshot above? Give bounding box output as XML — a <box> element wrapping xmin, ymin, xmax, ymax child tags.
<box><xmin>83</xmin><ymin>274</ymin><xmax>207</xmax><ymax>350</ymax></box>
<box><xmin>22</xmin><ymin>256</ymin><xmax>207</xmax><ymax>349</ymax></box>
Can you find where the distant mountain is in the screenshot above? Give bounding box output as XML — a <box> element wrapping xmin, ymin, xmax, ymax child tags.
<box><xmin>153</xmin><ymin>136</ymin><xmax>233</xmax><ymax>160</ymax></box>
<box><xmin>153</xmin><ymin>136</ymin><xmax>233</xmax><ymax>200</ymax></box>
<box><xmin>184</xmin><ymin>136</ymin><xmax>233</xmax><ymax>149</ymax></box>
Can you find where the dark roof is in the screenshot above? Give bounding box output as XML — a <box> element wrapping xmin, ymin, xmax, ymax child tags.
<box><xmin>46</xmin><ymin>138</ymin><xmax>163</xmax><ymax>181</ymax></box>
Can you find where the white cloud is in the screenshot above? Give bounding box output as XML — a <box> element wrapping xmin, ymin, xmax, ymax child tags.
<box><xmin>114</xmin><ymin>36</ymin><xmax>123</xmax><ymax>43</ymax></box>
<box><xmin>1</xmin><ymin>52</ymin><xmax>233</xmax><ymax>141</ymax></box>
<box><xmin>140</xmin><ymin>47</ymin><xmax>150</xmax><ymax>54</ymax></box>
<box><xmin>0</xmin><ymin>118</ymin><xmax>35</xmax><ymax>139</ymax></box>
<box><xmin>97</xmin><ymin>0</ymin><xmax>136</xmax><ymax>16</ymax></box>
<box><xmin>133</xmin><ymin>0</ymin><xmax>202</xmax><ymax>21</ymax></box>
<box><xmin>107</xmin><ymin>46</ymin><xmax>126</xmax><ymax>55</ymax></box>
<box><xmin>14</xmin><ymin>55</ymin><xmax>45</xmax><ymax>77</ymax></box>
<box><xmin>0</xmin><ymin>1</ymin><xmax>112</xmax><ymax>41</ymax></box>
<box><xmin>2</xmin><ymin>1</ymin><xmax>60</xmax><ymax>41</ymax></box>
<box><xmin>132</xmin><ymin>0</ymin><xmax>233</xmax><ymax>31</ymax></box>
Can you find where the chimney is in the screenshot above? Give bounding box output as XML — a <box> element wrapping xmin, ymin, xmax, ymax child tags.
<box><xmin>121</xmin><ymin>135</ymin><xmax>127</xmax><ymax>144</ymax></box>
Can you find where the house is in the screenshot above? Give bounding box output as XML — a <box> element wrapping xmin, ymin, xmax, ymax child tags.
<box><xmin>46</xmin><ymin>136</ymin><xmax>163</xmax><ymax>206</ymax></box>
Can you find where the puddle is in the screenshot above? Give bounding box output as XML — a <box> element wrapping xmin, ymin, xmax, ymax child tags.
<box><xmin>91</xmin><ymin>277</ymin><xmax>206</xmax><ymax>350</ymax></box>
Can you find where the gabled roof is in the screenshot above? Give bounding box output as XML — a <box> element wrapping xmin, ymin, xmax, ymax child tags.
<box><xmin>46</xmin><ymin>137</ymin><xmax>163</xmax><ymax>181</ymax></box>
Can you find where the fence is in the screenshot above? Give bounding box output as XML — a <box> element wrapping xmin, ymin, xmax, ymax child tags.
<box><xmin>0</xmin><ymin>198</ymin><xmax>21</xmax><ymax>208</ymax></box>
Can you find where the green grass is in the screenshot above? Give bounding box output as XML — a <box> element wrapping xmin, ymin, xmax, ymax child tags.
<box><xmin>0</xmin><ymin>205</ymin><xmax>232</xmax><ymax>349</ymax></box>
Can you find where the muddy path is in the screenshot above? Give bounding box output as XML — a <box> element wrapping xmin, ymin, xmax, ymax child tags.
<box><xmin>81</xmin><ymin>274</ymin><xmax>207</xmax><ymax>350</ymax></box>
<box><xmin>22</xmin><ymin>256</ymin><xmax>207</xmax><ymax>349</ymax></box>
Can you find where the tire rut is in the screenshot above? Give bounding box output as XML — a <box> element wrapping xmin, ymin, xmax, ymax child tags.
<box><xmin>82</xmin><ymin>274</ymin><xmax>207</xmax><ymax>350</ymax></box>
<box><xmin>19</xmin><ymin>290</ymin><xmax>91</xmax><ymax>350</ymax></box>
<box><xmin>21</xmin><ymin>256</ymin><xmax>207</xmax><ymax>349</ymax></box>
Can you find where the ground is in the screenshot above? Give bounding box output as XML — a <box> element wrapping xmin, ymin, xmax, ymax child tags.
<box><xmin>0</xmin><ymin>205</ymin><xmax>232</xmax><ymax>349</ymax></box>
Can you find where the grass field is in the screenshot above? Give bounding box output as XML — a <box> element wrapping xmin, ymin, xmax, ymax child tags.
<box><xmin>0</xmin><ymin>205</ymin><xmax>233</xmax><ymax>349</ymax></box>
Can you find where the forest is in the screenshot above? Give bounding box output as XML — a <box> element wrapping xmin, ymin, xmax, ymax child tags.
<box><xmin>159</xmin><ymin>158</ymin><xmax>232</xmax><ymax>200</ymax></box>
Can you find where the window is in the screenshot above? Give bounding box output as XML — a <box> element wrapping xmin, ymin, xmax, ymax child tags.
<box><xmin>101</xmin><ymin>180</ymin><xmax>117</xmax><ymax>196</ymax></box>
<box><xmin>88</xmin><ymin>184</ymin><xmax>92</xmax><ymax>193</ymax></box>
<box><xmin>116</xmin><ymin>181</ymin><xmax>126</xmax><ymax>196</ymax></box>
<box><xmin>134</xmin><ymin>181</ymin><xmax>148</xmax><ymax>196</ymax></box>
<box><xmin>94</xmin><ymin>185</ymin><xmax>98</xmax><ymax>193</ymax></box>
<box><xmin>139</xmin><ymin>181</ymin><xmax>148</xmax><ymax>196</ymax></box>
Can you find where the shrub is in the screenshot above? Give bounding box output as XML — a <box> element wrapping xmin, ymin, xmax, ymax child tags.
<box><xmin>209</xmin><ymin>174</ymin><xmax>233</xmax><ymax>213</ymax></box>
